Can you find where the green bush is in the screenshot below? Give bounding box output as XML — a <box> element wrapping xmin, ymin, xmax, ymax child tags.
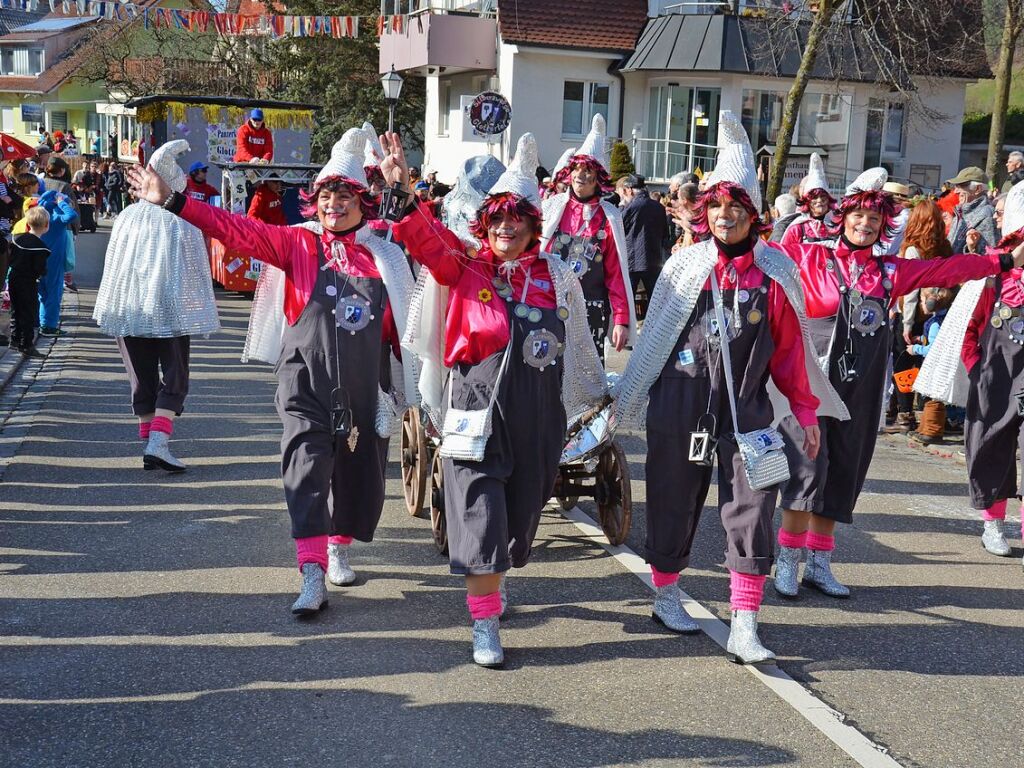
<box><xmin>609</xmin><ymin>141</ymin><xmax>635</xmax><ymax>181</ymax></box>
<box><xmin>962</xmin><ymin>108</ymin><xmax>1024</xmax><ymax>143</ymax></box>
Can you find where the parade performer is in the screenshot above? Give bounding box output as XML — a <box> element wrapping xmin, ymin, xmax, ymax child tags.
<box><xmin>127</xmin><ymin>127</ymin><xmax>417</xmax><ymax>615</ymax></box>
<box><xmin>388</xmin><ymin>132</ymin><xmax>606</xmax><ymax>668</ymax></box>
<box><xmin>541</xmin><ymin>115</ymin><xmax>636</xmax><ymax>360</ymax></box>
<box><xmin>780</xmin><ymin>153</ymin><xmax>838</xmax><ymax>246</ymax></box>
<box><xmin>247</xmin><ymin>179</ymin><xmax>287</xmax><ymax>226</ymax></box>
<box><xmin>915</xmin><ymin>180</ymin><xmax>1024</xmax><ymax>566</ymax></box>
<box><xmin>94</xmin><ymin>141</ymin><xmax>221</xmax><ymax>472</ymax></box>
<box><xmin>234</xmin><ymin>108</ymin><xmax>274</xmax><ymax>163</ymax></box>
<box><xmin>36</xmin><ymin>189</ymin><xmax>77</xmax><ymax>336</ymax></box>
<box><xmin>612</xmin><ymin>112</ymin><xmax>845</xmax><ymax>664</ymax></box>
<box><xmin>773</xmin><ymin>174</ymin><xmax>1024</xmax><ymax>599</ymax></box>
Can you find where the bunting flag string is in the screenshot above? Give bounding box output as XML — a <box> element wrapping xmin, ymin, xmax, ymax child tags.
<box><xmin>3</xmin><ymin>0</ymin><xmax>374</xmax><ymax>39</ymax></box>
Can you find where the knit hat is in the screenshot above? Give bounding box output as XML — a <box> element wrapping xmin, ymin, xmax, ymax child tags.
<box><xmin>552</xmin><ymin>146</ymin><xmax>576</xmax><ymax>177</ymax></box>
<box><xmin>1002</xmin><ymin>178</ymin><xmax>1024</xmax><ymax>238</ymax></box>
<box><xmin>845</xmin><ymin>167</ymin><xmax>888</xmax><ymax>195</ymax></box>
<box><xmin>362</xmin><ymin>121</ymin><xmax>384</xmax><ymax>169</ymax></box>
<box><xmin>149</xmin><ymin>139</ymin><xmax>189</xmax><ymax>193</ymax></box>
<box><xmin>801</xmin><ymin>153</ymin><xmax>830</xmax><ymax>196</ymax></box>
<box><xmin>704</xmin><ymin>110</ymin><xmax>762</xmax><ymax>211</ymax></box>
<box><xmin>315</xmin><ymin>127</ymin><xmax>369</xmax><ymax>188</ymax></box>
<box><xmin>575</xmin><ymin>114</ymin><xmax>608</xmax><ymax>170</ymax></box>
<box><xmin>487</xmin><ymin>132</ymin><xmax>542</xmax><ymax>210</ymax></box>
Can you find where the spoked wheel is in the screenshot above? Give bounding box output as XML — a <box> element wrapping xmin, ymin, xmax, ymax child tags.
<box><xmin>400</xmin><ymin>406</ymin><xmax>428</xmax><ymax>516</ymax></box>
<box><xmin>429</xmin><ymin>449</ymin><xmax>449</xmax><ymax>556</ymax></box>
<box><xmin>595</xmin><ymin>442</ymin><xmax>632</xmax><ymax>546</ymax></box>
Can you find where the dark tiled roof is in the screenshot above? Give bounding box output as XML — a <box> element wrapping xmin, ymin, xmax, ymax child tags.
<box><xmin>623</xmin><ymin>12</ymin><xmax>992</xmax><ymax>82</ymax></box>
<box><xmin>497</xmin><ymin>0</ymin><xmax>648</xmax><ymax>54</ymax></box>
<box><xmin>0</xmin><ymin>7</ymin><xmax>48</xmax><ymax>36</ymax></box>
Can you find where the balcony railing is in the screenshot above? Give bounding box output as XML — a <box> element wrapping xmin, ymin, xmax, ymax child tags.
<box><xmin>379</xmin><ymin>0</ymin><xmax>495</xmax><ymax>17</ymax></box>
<box><xmin>632</xmin><ymin>137</ymin><xmax>719</xmax><ymax>182</ymax></box>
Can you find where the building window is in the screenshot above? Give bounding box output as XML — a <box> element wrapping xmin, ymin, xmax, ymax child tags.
<box><xmin>0</xmin><ymin>107</ymin><xmax>12</xmax><ymax>133</ymax></box>
<box><xmin>741</xmin><ymin>89</ymin><xmax>785</xmax><ymax>150</ymax></box>
<box><xmin>561</xmin><ymin>81</ymin><xmax>610</xmax><ymax>137</ymax></box>
<box><xmin>438</xmin><ymin>79</ymin><xmax>451</xmax><ymax>136</ymax></box>
<box><xmin>884</xmin><ymin>102</ymin><xmax>905</xmax><ymax>154</ymax></box>
<box><xmin>0</xmin><ymin>46</ymin><xmax>43</xmax><ymax>75</ymax></box>
<box><xmin>50</xmin><ymin>111</ymin><xmax>67</xmax><ymax>131</ymax></box>
<box><xmin>28</xmin><ymin>47</ymin><xmax>42</xmax><ymax>74</ymax></box>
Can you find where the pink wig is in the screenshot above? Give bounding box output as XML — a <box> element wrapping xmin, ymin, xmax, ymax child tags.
<box><xmin>691</xmin><ymin>181</ymin><xmax>771</xmax><ymax>240</ymax></box>
<box><xmin>554</xmin><ymin>155</ymin><xmax>613</xmax><ymax>195</ymax></box>
<box><xmin>468</xmin><ymin>192</ymin><xmax>543</xmax><ymax>243</ymax></box>
<box><xmin>364</xmin><ymin>165</ymin><xmax>385</xmax><ymax>189</ymax></box>
<box><xmin>798</xmin><ymin>187</ymin><xmax>837</xmax><ymax>214</ymax></box>
<box><xmin>837</xmin><ymin>189</ymin><xmax>898</xmax><ymax>239</ymax></box>
<box><xmin>300</xmin><ymin>176</ymin><xmax>379</xmax><ymax>221</ymax></box>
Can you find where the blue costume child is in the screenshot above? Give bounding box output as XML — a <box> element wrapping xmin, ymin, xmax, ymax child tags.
<box><xmin>36</xmin><ymin>190</ymin><xmax>78</xmax><ymax>334</ymax></box>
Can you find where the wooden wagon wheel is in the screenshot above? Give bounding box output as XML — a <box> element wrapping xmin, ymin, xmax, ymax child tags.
<box><xmin>429</xmin><ymin>449</ymin><xmax>449</xmax><ymax>556</ymax></box>
<box><xmin>400</xmin><ymin>406</ymin><xmax>428</xmax><ymax>516</ymax></box>
<box><xmin>595</xmin><ymin>442</ymin><xmax>632</xmax><ymax>546</ymax></box>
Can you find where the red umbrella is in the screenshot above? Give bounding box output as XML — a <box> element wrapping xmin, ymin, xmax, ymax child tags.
<box><xmin>0</xmin><ymin>132</ymin><xmax>37</xmax><ymax>162</ymax></box>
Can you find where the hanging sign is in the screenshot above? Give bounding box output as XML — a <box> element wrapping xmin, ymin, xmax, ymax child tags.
<box><xmin>467</xmin><ymin>91</ymin><xmax>511</xmax><ymax>137</ymax></box>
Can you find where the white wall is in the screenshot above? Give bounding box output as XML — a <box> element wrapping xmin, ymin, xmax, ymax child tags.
<box><xmin>902</xmin><ymin>80</ymin><xmax>969</xmax><ymax>188</ymax></box>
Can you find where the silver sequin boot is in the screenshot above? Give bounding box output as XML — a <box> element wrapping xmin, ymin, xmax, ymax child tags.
<box><xmin>499</xmin><ymin>573</ymin><xmax>508</xmax><ymax>617</ymax></box>
<box><xmin>291</xmin><ymin>563</ymin><xmax>328</xmax><ymax>616</ymax></box>
<box><xmin>327</xmin><ymin>542</ymin><xmax>357</xmax><ymax>585</ymax></box>
<box><xmin>802</xmin><ymin>549</ymin><xmax>851</xmax><ymax>598</ymax></box>
<box><xmin>472</xmin><ymin>616</ymin><xmax>504</xmax><ymax>667</ymax></box>
<box><xmin>773</xmin><ymin>545</ymin><xmax>803</xmax><ymax>599</ymax></box>
<box><xmin>651</xmin><ymin>583</ymin><xmax>700</xmax><ymax>634</ymax></box>
<box><xmin>143</xmin><ymin>431</ymin><xmax>186</xmax><ymax>473</ymax></box>
<box><xmin>726</xmin><ymin>610</ymin><xmax>776</xmax><ymax>665</ymax></box>
<box><xmin>981</xmin><ymin>519</ymin><xmax>1012</xmax><ymax>557</ymax></box>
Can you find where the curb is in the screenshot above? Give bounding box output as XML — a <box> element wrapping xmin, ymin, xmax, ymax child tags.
<box><xmin>0</xmin><ymin>289</ymin><xmax>77</xmax><ymax>396</ymax></box>
<box><xmin>883</xmin><ymin>431</ymin><xmax>967</xmax><ymax>465</ymax></box>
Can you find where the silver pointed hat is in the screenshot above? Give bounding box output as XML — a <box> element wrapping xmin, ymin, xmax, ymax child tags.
<box><xmin>442</xmin><ymin>155</ymin><xmax>507</xmax><ymax>248</ymax></box>
<box><xmin>1002</xmin><ymin>178</ymin><xmax>1024</xmax><ymax>238</ymax></box>
<box><xmin>149</xmin><ymin>139</ymin><xmax>189</xmax><ymax>193</ymax></box>
<box><xmin>316</xmin><ymin>127</ymin><xmax>369</xmax><ymax>187</ymax></box>
<box><xmin>576</xmin><ymin>114</ymin><xmax>608</xmax><ymax>171</ymax></box>
<box><xmin>801</xmin><ymin>152</ymin><xmax>830</xmax><ymax>196</ymax></box>
<box><xmin>487</xmin><ymin>132</ymin><xmax>543</xmax><ymax>210</ymax></box>
<box><xmin>845</xmin><ymin>167</ymin><xmax>888</xmax><ymax>195</ymax></box>
<box><xmin>704</xmin><ymin>110</ymin><xmax>762</xmax><ymax>211</ymax></box>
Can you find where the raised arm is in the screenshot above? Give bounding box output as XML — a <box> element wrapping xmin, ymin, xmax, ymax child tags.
<box><xmin>391</xmin><ymin>201</ymin><xmax>466</xmax><ymax>286</ymax></box>
<box><xmin>892</xmin><ymin>247</ymin><xmax>1022</xmax><ymax>297</ymax></box>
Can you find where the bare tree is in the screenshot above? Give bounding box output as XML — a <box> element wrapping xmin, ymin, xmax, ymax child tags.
<box><xmin>750</xmin><ymin>0</ymin><xmax>988</xmax><ymax>204</ymax></box>
<box><xmin>984</xmin><ymin>0</ymin><xmax>1024</xmax><ymax>182</ymax></box>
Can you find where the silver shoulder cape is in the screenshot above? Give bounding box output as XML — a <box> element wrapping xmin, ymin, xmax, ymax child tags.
<box><xmin>401</xmin><ymin>249</ymin><xmax>607</xmax><ymax>429</ymax></box>
<box><xmin>93</xmin><ymin>202</ymin><xmax>220</xmax><ymax>338</ymax></box>
<box><xmin>539</xmin><ymin>191</ymin><xmax>638</xmax><ymax>344</ymax></box>
<box><xmin>611</xmin><ymin>239</ymin><xmax>848</xmax><ymax>429</ymax></box>
<box><xmin>913</xmin><ymin>277</ymin><xmax>986</xmax><ymax>407</ymax></box>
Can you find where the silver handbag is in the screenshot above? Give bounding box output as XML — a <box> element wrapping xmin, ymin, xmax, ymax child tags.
<box><xmin>711</xmin><ymin>276</ymin><xmax>791</xmax><ymax>491</ymax></box>
<box><xmin>439</xmin><ymin>343</ymin><xmax>512</xmax><ymax>462</ymax></box>
<box><xmin>374</xmin><ymin>387</ymin><xmax>401</xmax><ymax>438</ymax></box>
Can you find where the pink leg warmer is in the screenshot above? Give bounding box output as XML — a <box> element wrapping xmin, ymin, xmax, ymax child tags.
<box><xmin>138</xmin><ymin>421</ymin><xmax>152</xmax><ymax>440</ymax></box>
<box><xmin>778</xmin><ymin>528</ymin><xmax>808</xmax><ymax>549</ymax></box>
<box><xmin>729</xmin><ymin>571</ymin><xmax>766</xmax><ymax>612</ymax></box>
<box><xmin>150</xmin><ymin>415</ymin><xmax>173</xmax><ymax>436</ymax></box>
<box><xmin>466</xmin><ymin>591</ymin><xmax>502</xmax><ymax>620</ymax></box>
<box><xmin>328</xmin><ymin>535</ymin><xmax>354</xmax><ymax>546</ymax></box>
<box><xmin>650</xmin><ymin>567</ymin><xmax>679</xmax><ymax>588</ymax></box>
<box><xmin>981</xmin><ymin>500</ymin><xmax>1007</xmax><ymax>521</ymax></box>
<box><xmin>806</xmin><ymin>532</ymin><xmax>835</xmax><ymax>552</ymax></box>
<box><xmin>295</xmin><ymin>535</ymin><xmax>328</xmax><ymax>572</ymax></box>
<box><xmin>1020</xmin><ymin>503</ymin><xmax>1024</xmax><ymax>539</ymax></box>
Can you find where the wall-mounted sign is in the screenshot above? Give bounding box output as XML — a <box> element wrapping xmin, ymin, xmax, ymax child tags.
<box><xmin>21</xmin><ymin>104</ymin><xmax>42</xmax><ymax>124</ymax></box>
<box><xmin>467</xmin><ymin>91</ymin><xmax>511</xmax><ymax>137</ymax></box>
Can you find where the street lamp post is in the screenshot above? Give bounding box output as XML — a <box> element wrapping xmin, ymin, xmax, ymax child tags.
<box><xmin>381</xmin><ymin>65</ymin><xmax>404</xmax><ymax>133</ymax></box>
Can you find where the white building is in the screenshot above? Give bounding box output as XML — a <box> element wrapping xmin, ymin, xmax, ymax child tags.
<box><xmin>379</xmin><ymin>0</ymin><xmax>989</xmax><ymax>194</ymax></box>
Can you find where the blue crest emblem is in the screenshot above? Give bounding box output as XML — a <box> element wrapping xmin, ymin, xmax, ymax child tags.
<box><xmin>456</xmin><ymin>418</ymin><xmax>469</xmax><ymax>433</ymax></box>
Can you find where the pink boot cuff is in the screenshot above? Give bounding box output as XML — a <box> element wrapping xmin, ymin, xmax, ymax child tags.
<box><xmin>982</xmin><ymin>500</ymin><xmax>1007</xmax><ymax>521</ymax></box>
<box><xmin>806</xmin><ymin>532</ymin><xmax>835</xmax><ymax>552</ymax></box>
<box><xmin>328</xmin><ymin>535</ymin><xmax>353</xmax><ymax>546</ymax></box>
<box><xmin>729</xmin><ymin>571</ymin><xmax>766</xmax><ymax>612</ymax></box>
<box><xmin>777</xmin><ymin>528</ymin><xmax>808</xmax><ymax>549</ymax></box>
<box><xmin>295</xmin><ymin>535</ymin><xmax>329</xmax><ymax>572</ymax></box>
<box><xmin>466</xmin><ymin>591</ymin><xmax>502</xmax><ymax>620</ymax></box>
<box><xmin>650</xmin><ymin>567</ymin><xmax>680</xmax><ymax>588</ymax></box>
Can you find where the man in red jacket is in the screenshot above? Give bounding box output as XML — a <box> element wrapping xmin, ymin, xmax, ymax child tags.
<box><xmin>247</xmin><ymin>180</ymin><xmax>287</xmax><ymax>225</ymax></box>
<box><xmin>234</xmin><ymin>108</ymin><xmax>273</xmax><ymax>163</ymax></box>
<box><xmin>184</xmin><ymin>162</ymin><xmax>219</xmax><ymax>203</ymax></box>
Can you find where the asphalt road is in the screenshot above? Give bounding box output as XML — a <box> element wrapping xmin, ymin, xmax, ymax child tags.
<box><xmin>0</xmin><ymin>228</ymin><xmax>1020</xmax><ymax>768</ymax></box>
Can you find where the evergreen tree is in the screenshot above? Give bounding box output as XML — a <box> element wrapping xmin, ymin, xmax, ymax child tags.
<box><xmin>609</xmin><ymin>141</ymin><xmax>635</xmax><ymax>181</ymax></box>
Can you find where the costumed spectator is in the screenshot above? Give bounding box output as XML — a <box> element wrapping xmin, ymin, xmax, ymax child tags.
<box><xmin>64</xmin><ymin>129</ymin><xmax>79</xmax><ymax>157</ymax></box>
<box><xmin>128</xmin><ymin>127</ymin><xmax>417</xmax><ymax>615</ymax></box>
<box><xmin>947</xmin><ymin>167</ymin><xmax>997</xmax><ymax>254</ymax></box>
<box><xmin>390</xmin><ymin>131</ymin><xmax>606</xmax><ymax>668</ymax></box>
<box><xmin>35</xmin><ymin>189</ymin><xmax>77</xmax><ymax>336</ymax></box>
<box><xmin>621</xmin><ymin>173</ymin><xmax>666</xmax><ymax>324</ymax></box>
<box><xmin>773</xmin><ymin>169</ymin><xmax>1024</xmax><ymax>600</ymax></box>
<box><xmin>234</xmin><ymin>108</ymin><xmax>274</xmax><ymax>163</ymax></box>
<box><xmin>8</xmin><ymin>205</ymin><xmax>49</xmax><ymax>356</ymax></box>
<box><xmin>907</xmin><ymin>287</ymin><xmax>954</xmax><ymax>445</ymax></box>
<box><xmin>915</xmin><ymin>179</ymin><xmax>1024</xmax><ymax>566</ymax></box>
<box><xmin>248</xmin><ymin>180</ymin><xmax>287</xmax><ymax>226</ymax></box>
<box><xmin>1001</xmin><ymin>151</ymin><xmax>1024</xmax><ymax>194</ymax></box>
<box><xmin>52</xmin><ymin>131</ymin><xmax>65</xmax><ymax>154</ymax></box>
<box><xmin>769</xmin><ymin>193</ymin><xmax>799</xmax><ymax>242</ymax></box>
<box><xmin>670</xmin><ymin>182</ymin><xmax>699</xmax><ymax>253</ymax></box>
<box><xmin>781</xmin><ymin>153</ymin><xmax>838</xmax><ymax>245</ymax></box>
<box><xmin>184</xmin><ymin>162</ymin><xmax>219</xmax><ymax>203</ymax></box>
<box><xmin>541</xmin><ymin>115</ymin><xmax>635</xmax><ymax>361</ymax></box>
<box><xmin>612</xmin><ymin>111</ymin><xmax>838</xmax><ymax>664</ymax></box>
<box><xmin>94</xmin><ymin>141</ymin><xmax>220</xmax><ymax>474</ymax></box>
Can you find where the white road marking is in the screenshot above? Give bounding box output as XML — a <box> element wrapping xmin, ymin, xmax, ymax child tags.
<box><xmin>561</xmin><ymin>505</ymin><xmax>903</xmax><ymax>768</ymax></box>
